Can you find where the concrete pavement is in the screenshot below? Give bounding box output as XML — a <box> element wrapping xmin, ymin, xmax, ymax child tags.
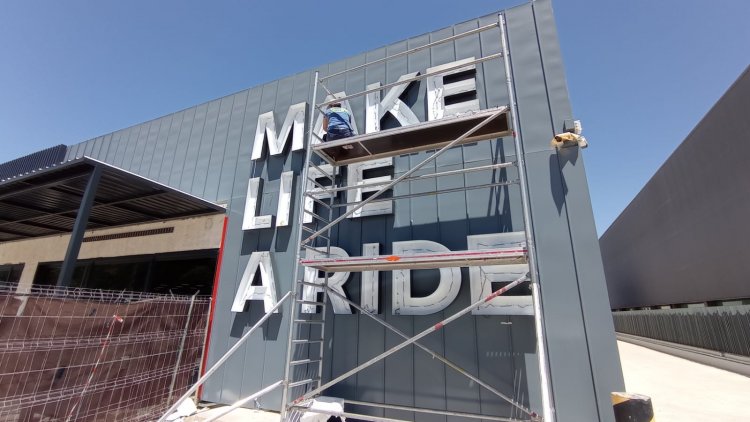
<box><xmin>618</xmin><ymin>340</ymin><xmax>750</xmax><ymax>421</ymax></box>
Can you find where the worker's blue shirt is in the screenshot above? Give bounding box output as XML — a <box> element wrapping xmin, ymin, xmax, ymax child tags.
<box><xmin>325</xmin><ymin>107</ymin><xmax>352</xmax><ymax>131</ymax></box>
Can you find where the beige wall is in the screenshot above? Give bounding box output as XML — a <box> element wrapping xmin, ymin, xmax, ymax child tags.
<box><xmin>0</xmin><ymin>214</ymin><xmax>225</xmax><ymax>291</ymax></box>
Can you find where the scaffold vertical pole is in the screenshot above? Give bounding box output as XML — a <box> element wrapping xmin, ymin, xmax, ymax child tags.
<box><xmin>280</xmin><ymin>70</ymin><xmax>321</xmax><ymax>420</ymax></box>
<box><xmin>500</xmin><ymin>12</ymin><xmax>556</xmax><ymax>422</ymax></box>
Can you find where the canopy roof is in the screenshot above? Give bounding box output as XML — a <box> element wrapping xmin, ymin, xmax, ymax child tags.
<box><xmin>0</xmin><ymin>157</ymin><xmax>225</xmax><ymax>242</ymax></box>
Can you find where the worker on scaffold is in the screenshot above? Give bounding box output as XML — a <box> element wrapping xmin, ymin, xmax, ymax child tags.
<box><xmin>322</xmin><ymin>102</ymin><xmax>355</xmax><ymax>142</ymax></box>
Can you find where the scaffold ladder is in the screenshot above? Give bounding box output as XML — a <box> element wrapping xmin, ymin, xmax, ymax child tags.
<box><xmin>280</xmin><ymin>13</ymin><xmax>554</xmax><ymax>422</ymax></box>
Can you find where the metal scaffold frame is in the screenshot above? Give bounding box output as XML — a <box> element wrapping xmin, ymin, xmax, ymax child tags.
<box><xmin>161</xmin><ymin>14</ymin><xmax>555</xmax><ymax>422</ymax></box>
<box><xmin>279</xmin><ymin>13</ymin><xmax>554</xmax><ymax>422</ymax></box>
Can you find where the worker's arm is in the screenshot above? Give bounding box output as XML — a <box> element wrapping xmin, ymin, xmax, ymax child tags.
<box><xmin>322</xmin><ymin>114</ymin><xmax>329</xmax><ymax>133</ymax></box>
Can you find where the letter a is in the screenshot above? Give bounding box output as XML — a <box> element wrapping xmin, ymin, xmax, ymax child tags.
<box><xmin>231</xmin><ymin>252</ymin><xmax>279</xmax><ymax>313</ymax></box>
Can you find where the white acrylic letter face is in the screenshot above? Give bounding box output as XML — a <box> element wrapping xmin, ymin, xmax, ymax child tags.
<box><xmin>346</xmin><ymin>158</ymin><xmax>393</xmax><ymax>218</ymax></box>
<box><xmin>467</xmin><ymin>232</ymin><xmax>533</xmax><ymax>315</ymax></box>
<box><xmin>276</xmin><ymin>171</ymin><xmax>294</xmax><ymax>227</ymax></box>
<box><xmin>392</xmin><ymin>240</ymin><xmax>461</xmax><ymax>315</ymax></box>
<box><xmin>361</xmin><ymin>243</ymin><xmax>380</xmax><ymax>313</ymax></box>
<box><xmin>426</xmin><ymin>58</ymin><xmax>480</xmax><ymax>121</ymax></box>
<box><xmin>231</xmin><ymin>252</ymin><xmax>279</xmax><ymax>313</ymax></box>
<box><xmin>302</xmin><ymin>247</ymin><xmax>352</xmax><ymax>314</ymax></box>
<box><xmin>251</xmin><ymin>102</ymin><xmax>307</xmax><ymax>160</ymax></box>
<box><xmin>304</xmin><ymin>164</ymin><xmax>336</xmax><ymax>224</ymax></box>
<box><xmin>242</xmin><ymin>178</ymin><xmax>272</xmax><ymax>230</ymax></box>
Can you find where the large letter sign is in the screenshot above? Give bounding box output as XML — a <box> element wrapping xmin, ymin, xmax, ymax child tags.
<box><xmin>231</xmin><ymin>252</ymin><xmax>279</xmax><ymax>313</ymax></box>
<box><xmin>392</xmin><ymin>240</ymin><xmax>461</xmax><ymax>315</ymax></box>
<box><xmin>232</xmin><ymin>59</ymin><xmax>533</xmax><ymax>317</ymax></box>
<box><xmin>251</xmin><ymin>102</ymin><xmax>307</xmax><ymax>160</ymax></box>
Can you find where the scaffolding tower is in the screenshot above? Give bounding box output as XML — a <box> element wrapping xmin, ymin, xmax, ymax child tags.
<box><xmin>161</xmin><ymin>13</ymin><xmax>555</xmax><ymax>422</ymax></box>
<box><xmin>280</xmin><ymin>14</ymin><xmax>553</xmax><ymax>422</ymax></box>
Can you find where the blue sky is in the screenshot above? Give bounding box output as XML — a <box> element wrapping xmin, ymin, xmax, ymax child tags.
<box><xmin>0</xmin><ymin>0</ymin><xmax>748</xmax><ymax>234</ymax></box>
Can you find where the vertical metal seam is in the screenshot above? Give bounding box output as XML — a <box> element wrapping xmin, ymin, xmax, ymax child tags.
<box><xmin>177</xmin><ymin>107</ymin><xmax>199</xmax><ymax>191</ymax></box>
<box><xmin>500</xmin><ymin>12</ymin><xmax>555</xmax><ymax>422</ymax></box>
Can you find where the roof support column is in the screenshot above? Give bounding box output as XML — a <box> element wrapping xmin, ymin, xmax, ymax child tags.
<box><xmin>57</xmin><ymin>165</ymin><xmax>102</xmax><ymax>287</ymax></box>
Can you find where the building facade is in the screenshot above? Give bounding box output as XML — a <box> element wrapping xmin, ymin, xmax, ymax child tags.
<box><xmin>601</xmin><ymin>66</ymin><xmax>750</xmax><ymax>310</ymax></box>
<box><xmin>2</xmin><ymin>1</ymin><xmax>623</xmax><ymax>421</ymax></box>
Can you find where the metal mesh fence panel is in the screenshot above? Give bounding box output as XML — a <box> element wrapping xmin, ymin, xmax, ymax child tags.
<box><xmin>613</xmin><ymin>305</ymin><xmax>750</xmax><ymax>357</ymax></box>
<box><xmin>0</xmin><ymin>283</ymin><xmax>211</xmax><ymax>422</ymax></box>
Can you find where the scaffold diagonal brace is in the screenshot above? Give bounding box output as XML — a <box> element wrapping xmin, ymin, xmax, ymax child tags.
<box><xmin>293</xmin><ymin>274</ymin><xmax>538</xmax><ymax>420</ymax></box>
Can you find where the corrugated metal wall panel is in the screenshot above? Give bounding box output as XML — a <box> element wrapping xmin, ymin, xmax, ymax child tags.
<box><xmin>180</xmin><ymin>103</ymin><xmax>207</xmax><ymax>193</ymax></box>
<box><xmin>130</xmin><ymin>120</ymin><xmax>151</xmax><ymax>173</ymax></box>
<box><xmin>531</xmin><ymin>1</ymin><xmax>625</xmax><ymax>417</ymax></box>
<box><xmin>215</xmin><ymin>91</ymin><xmax>249</xmax><ymax>203</ymax></box>
<box><xmin>149</xmin><ymin>114</ymin><xmax>173</xmax><ymax>181</ymax></box>
<box><xmin>200</xmin><ymin>83</ymin><xmax>263</xmax><ymax>405</ymax></box>
<box><xmin>507</xmin><ymin>3</ymin><xmax>602</xmax><ymax>419</ymax></box>
<box><xmin>159</xmin><ymin>110</ymin><xmax>185</xmax><ymax>184</ymax></box>
<box><xmin>118</xmin><ymin>127</ymin><xmax>135</xmax><ymax>168</ymax></box>
<box><xmin>191</xmin><ymin>99</ymin><xmax>220</xmax><ymax>199</ymax></box>
<box><xmin>120</xmin><ymin>123</ymin><xmax>140</xmax><ymax>170</ymax></box>
<box><xmin>169</xmin><ymin>107</ymin><xmax>196</xmax><ymax>188</ymax></box>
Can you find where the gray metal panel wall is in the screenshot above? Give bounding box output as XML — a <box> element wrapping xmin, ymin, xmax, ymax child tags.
<box><xmin>600</xmin><ymin>66</ymin><xmax>750</xmax><ymax>310</ymax></box>
<box><xmin>62</xmin><ymin>1</ymin><xmax>622</xmax><ymax>420</ymax></box>
<box><xmin>63</xmin><ymin>93</ymin><xmax>254</xmax><ymax>205</ymax></box>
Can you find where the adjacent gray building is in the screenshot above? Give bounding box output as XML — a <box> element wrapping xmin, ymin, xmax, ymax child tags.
<box><xmin>601</xmin><ymin>65</ymin><xmax>750</xmax><ymax>310</ymax></box>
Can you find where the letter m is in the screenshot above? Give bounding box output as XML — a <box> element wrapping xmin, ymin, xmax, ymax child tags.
<box><xmin>251</xmin><ymin>102</ymin><xmax>307</xmax><ymax>160</ymax></box>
